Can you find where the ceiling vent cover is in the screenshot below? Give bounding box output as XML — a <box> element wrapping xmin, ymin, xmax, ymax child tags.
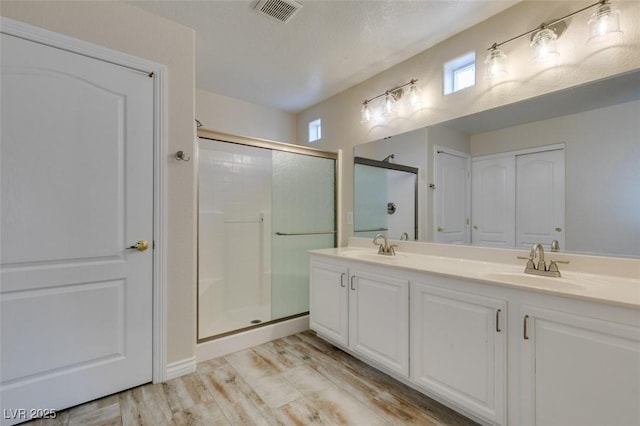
<box><xmin>255</xmin><ymin>0</ymin><xmax>303</xmax><ymax>23</ymax></box>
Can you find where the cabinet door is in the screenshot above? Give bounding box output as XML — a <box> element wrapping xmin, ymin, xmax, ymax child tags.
<box><xmin>471</xmin><ymin>156</ymin><xmax>516</xmax><ymax>248</ymax></box>
<box><xmin>349</xmin><ymin>269</ymin><xmax>409</xmax><ymax>377</ymax></box>
<box><xmin>309</xmin><ymin>260</ymin><xmax>349</xmax><ymax>346</ymax></box>
<box><xmin>521</xmin><ymin>307</ymin><xmax>640</xmax><ymax>426</ymax></box>
<box><xmin>411</xmin><ymin>282</ymin><xmax>506</xmax><ymax>425</ymax></box>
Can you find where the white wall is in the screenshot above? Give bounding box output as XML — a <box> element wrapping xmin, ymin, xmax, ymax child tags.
<box><xmin>470</xmin><ymin>99</ymin><xmax>640</xmax><ymax>257</ymax></box>
<box><xmin>297</xmin><ymin>0</ymin><xmax>640</xmax><ymax>246</ymax></box>
<box><xmin>197</xmin><ymin>88</ymin><xmax>296</xmax><ymax>144</ymax></box>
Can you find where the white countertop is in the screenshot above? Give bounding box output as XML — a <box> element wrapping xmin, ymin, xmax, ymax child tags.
<box><xmin>309</xmin><ymin>246</ymin><xmax>640</xmax><ymax>309</ymax></box>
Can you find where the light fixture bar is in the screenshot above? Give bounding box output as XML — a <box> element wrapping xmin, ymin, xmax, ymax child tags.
<box><xmin>362</xmin><ymin>79</ymin><xmax>418</xmax><ymax>105</ymax></box>
<box><xmin>488</xmin><ymin>0</ymin><xmax>606</xmax><ymax>51</ymax></box>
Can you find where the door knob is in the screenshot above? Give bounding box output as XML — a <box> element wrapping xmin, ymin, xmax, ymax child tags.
<box><xmin>127</xmin><ymin>240</ymin><xmax>149</xmax><ymax>252</ymax></box>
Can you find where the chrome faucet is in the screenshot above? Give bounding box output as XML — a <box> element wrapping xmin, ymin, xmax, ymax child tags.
<box><xmin>519</xmin><ymin>242</ymin><xmax>568</xmax><ymax>278</ymax></box>
<box><xmin>531</xmin><ymin>243</ymin><xmax>546</xmax><ymax>271</ymax></box>
<box><xmin>373</xmin><ymin>233</ymin><xmax>396</xmax><ymax>256</ymax></box>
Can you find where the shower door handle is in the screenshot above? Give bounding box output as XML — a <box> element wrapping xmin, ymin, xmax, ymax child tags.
<box><xmin>275</xmin><ymin>231</ymin><xmax>336</xmax><ymax>236</ymax></box>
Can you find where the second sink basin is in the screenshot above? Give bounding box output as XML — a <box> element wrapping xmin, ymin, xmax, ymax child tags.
<box><xmin>480</xmin><ymin>271</ymin><xmax>604</xmax><ymax>290</ymax></box>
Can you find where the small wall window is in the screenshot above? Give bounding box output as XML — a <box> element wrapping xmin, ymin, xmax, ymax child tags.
<box><xmin>443</xmin><ymin>52</ymin><xmax>476</xmax><ymax>95</ymax></box>
<box><xmin>308</xmin><ymin>118</ymin><xmax>322</xmax><ymax>143</ymax></box>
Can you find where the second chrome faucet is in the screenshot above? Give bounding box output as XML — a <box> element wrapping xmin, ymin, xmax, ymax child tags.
<box><xmin>373</xmin><ymin>234</ymin><xmax>397</xmax><ymax>256</ymax></box>
<box><xmin>520</xmin><ymin>243</ymin><xmax>568</xmax><ymax>277</ymax></box>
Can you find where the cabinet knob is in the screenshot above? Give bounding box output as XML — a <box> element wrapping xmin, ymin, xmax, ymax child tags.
<box><xmin>555</xmin><ymin>227</ymin><xmax>562</xmax><ymax>232</ymax></box>
<box><xmin>437</xmin><ymin>227</ymin><xmax>444</xmax><ymax>232</ymax></box>
<box><xmin>340</xmin><ymin>273</ymin><xmax>346</xmax><ymax>287</ymax></box>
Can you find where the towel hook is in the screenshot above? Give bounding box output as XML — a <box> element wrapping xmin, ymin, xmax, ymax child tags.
<box><xmin>176</xmin><ymin>150</ymin><xmax>191</xmax><ymax>161</ymax></box>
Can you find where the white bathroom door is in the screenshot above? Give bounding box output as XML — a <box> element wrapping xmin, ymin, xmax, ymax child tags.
<box><xmin>515</xmin><ymin>149</ymin><xmax>565</xmax><ymax>249</ymax></box>
<box><xmin>471</xmin><ymin>156</ymin><xmax>516</xmax><ymax>248</ymax></box>
<box><xmin>0</xmin><ymin>33</ymin><xmax>153</xmax><ymax>423</ymax></box>
<box><xmin>433</xmin><ymin>148</ymin><xmax>470</xmax><ymax>244</ymax></box>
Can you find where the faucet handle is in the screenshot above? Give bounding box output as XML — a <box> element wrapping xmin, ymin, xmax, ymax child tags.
<box><xmin>551</xmin><ymin>259</ymin><xmax>570</xmax><ymax>264</ymax></box>
<box><xmin>517</xmin><ymin>256</ymin><xmax>531</xmax><ymax>260</ymax></box>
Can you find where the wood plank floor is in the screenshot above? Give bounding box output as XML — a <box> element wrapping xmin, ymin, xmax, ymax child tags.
<box><xmin>25</xmin><ymin>331</ymin><xmax>477</xmax><ymax>426</ymax></box>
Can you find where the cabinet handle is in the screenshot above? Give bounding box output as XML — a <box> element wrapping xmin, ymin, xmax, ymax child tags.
<box><xmin>524</xmin><ymin>315</ymin><xmax>530</xmax><ymax>340</ymax></box>
<box><xmin>340</xmin><ymin>273</ymin><xmax>346</xmax><ymax>287</ymax></box>
<box><xmin>496</xmin><ymin>309</ymin><xmax>502</xmax><ymax>333</ymax></box>
<box><xmin>350</xmin><ymin>275</ymin><xmax>356</xmax><ymax>291</ymax></box>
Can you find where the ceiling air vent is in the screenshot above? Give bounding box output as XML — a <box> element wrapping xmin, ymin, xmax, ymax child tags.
<box><xmin>255</xmin><ymin>0</ymin><xmax>303</xmax><ymax>24</ymax></box>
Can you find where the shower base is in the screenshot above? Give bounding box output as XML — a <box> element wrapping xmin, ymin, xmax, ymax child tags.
<box><xmin>200</xmin><ymin>303</ymin><xmax>271</xmax><ymax>338</ymax></box>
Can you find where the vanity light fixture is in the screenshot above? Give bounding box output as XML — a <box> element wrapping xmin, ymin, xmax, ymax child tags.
<box><xmin>383</xmin><ymin>91</ymin><xmax>395</xmax><ymax>116</ymax></box>
<box><xmin>407</xmin><ymin>80</ymin><xmax>421</xmax><ymax>107</ymax></box>
<box><xmin>360</xmin><ymin>79</ymin><xmax>419</xmax><ymax>124</ymax></box>
<box><xmin>530</xmin><ymin>26</ymin><xmax>560</xmax><ymax>62</ymax></box>
<box><xmin>360</xmin><ymin>101</ymin><xmax>372</xmax><ymax>124</ymax></box>
<box><xmin>484</xmin><ymin>45</ymin><xmax>508</xmax><ymax>79</ymax></box>
<box><xmin>484</xmin><ymin>0</ymin><xmax>622</xmax><ymax>78</ymax></box>
<box><xmin>587</xmin><ymin>0</ymin><xmax>622</xmax><ymax>42</ymax></box>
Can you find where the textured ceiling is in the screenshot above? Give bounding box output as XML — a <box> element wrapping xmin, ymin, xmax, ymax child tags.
<box><xmin>132</xmin><ymin>0</ymin><xmax>518</xmax><ymax>112</ymax></box>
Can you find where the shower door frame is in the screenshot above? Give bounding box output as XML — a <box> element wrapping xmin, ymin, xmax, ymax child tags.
<box><xmin>196</xmin><ymin>129</ymin><xmax>338</xmax><ymax>343</ymax></box>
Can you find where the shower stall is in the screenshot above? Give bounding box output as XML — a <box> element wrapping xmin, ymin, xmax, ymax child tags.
<box><xmin>197</xmin><ymin>132</ymin><xmax>336</xmax><ymax>341</ymax></box>
<box><xmin>353</xmin><ymin>156</ymin><xmax>418</xmax><ymax>240</ymax></box>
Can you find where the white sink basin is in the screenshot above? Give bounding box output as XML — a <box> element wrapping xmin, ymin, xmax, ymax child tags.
<box><xmin>480</xmin><ymin>271</ymin><xmax>605</xmax><ymax>290</ymax></box>
<box><xmin>342</xmin><ymin>251</ymin><xmax>407</xmax><ymax>262</ymax></box>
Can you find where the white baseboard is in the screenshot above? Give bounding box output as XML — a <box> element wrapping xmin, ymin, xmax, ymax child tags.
<box><xmin>165</xmin><ymin>356</ymin><xmax>197</xmax><ymax>381</ymax></box>
<box><xmin>196</xmin><ymin>315</ymin><xmax>309</xmax><ymax>362</ymax></box>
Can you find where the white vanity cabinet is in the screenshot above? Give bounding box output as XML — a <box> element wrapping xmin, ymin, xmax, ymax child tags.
<box><xmin>309</xmin><ymin>258</ymin><xmax>410</xmax><ymax>377</ymax></box>
<box><xmin>349</xmin><ymin>267</ymin><xmax>409</xmax><ymax>377</ymax></box>
<box><xmin>519</xmin><ymin>305</ymin><xmax>640</xmax><ymax>426</ymax></box>
<box><xmin>410</xmin><ymin>279</ymin><xmax>507</xmax><ymax>425</ymax></box>
<box><xmin>309</xmin><ymin>250</ymin><xmax>640</xmax><ymax>426</ymax></box>
<box><xmin>309</xmin><ymin>260</ymin><xmax>349</xmax><ymax>346</ymax></box>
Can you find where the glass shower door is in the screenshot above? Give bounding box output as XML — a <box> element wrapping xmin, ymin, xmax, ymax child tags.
<box><xmin>271</xmin><ymin>151</ymin><xmax>336</xmax><ymax>319</ymax></box>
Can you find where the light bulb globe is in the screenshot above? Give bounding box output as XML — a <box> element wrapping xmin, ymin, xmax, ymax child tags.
<box><xmin>531</xmin><ymin>28</ymin><xmax>559</xmax><ymax>63</ymax></box>
<box><xmin>484</xmin><ymin>48</ymin><xmax>508</xmax><ymax>79</ymax></box>
<box><xmin>587</xmin><ymin>3</ymin><xmax>622</xmax><ymax>43</ymax></box>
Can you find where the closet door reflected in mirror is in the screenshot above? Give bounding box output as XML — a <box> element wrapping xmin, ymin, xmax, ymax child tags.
<box><xmin>471</xmin><ymin>146</ymin><xmax>564</xmax><ymax>250</ymax></box>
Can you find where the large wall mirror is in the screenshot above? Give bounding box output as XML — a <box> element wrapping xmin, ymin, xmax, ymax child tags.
<box><xmin>354</xmin><ymin>70</ymin><xmax>640</xmax><ymax>258</ymax></box>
